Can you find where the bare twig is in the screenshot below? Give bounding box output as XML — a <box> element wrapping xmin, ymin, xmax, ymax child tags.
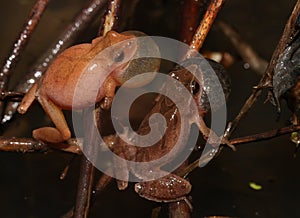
<box><xmin>224</xmin><ymin>0</ymin><xmax>300</xmax><ymax>139</ymax></box>
<box><xmin>184</xmin><ymin>0</ymin><xmax>225</xmax><ymax>59</ymax></box>
<box><xmin>0</xmin><ymin>0</ymin><xmax>50</xmax><ymax>116</ymax></box>
<box><xmin>99</xmin><ymin>0</ymin><xmax>122</xmax><ymax>35</ymax></box>
<box><xmin>179</xmin><ymin>0</ymin><xmax>203</xmax><ymax>44</ymax></box>
<box><xmin>73</xmin><ymin>109</ymin><xmax>98</xmax><ymax>218</ymax></box>
<box><xmin>0</xmin><ymin>91</ymin><xmax>25</xmax><ymax>102</ymax></box>
<box><xmin>181</xmin><ymin>125</ymin><xmax>300</xmax><ymax>177</ymax></box>
<box><xmin>2</xmin><ymin>0</ymin><xmax>109</xmax><ymax>123</ymax></box>
<box><xmin>229</xmin><ymin>125</ymin><xmax>300</xmax><ymax>145</ymax></box>
<box><xmin>73</xmin><ymin>1</ymin><xmax>122</xmax><ymax>216</ymax></box>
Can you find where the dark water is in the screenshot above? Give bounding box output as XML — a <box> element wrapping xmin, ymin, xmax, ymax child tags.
<box><xmin>0</xmin><ymin>0</ymin><xmax>299</xmax><ymax>217</ymax></box>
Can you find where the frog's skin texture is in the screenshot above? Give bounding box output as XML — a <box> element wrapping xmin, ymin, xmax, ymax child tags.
<box><xmin>105</xmin><ymin>59</ymin><xmax>231</xmax><ymax>202</ymax></box>
<box><xmin>18</xmin><ymin>31</ymin><xmax>141</xmax><ymax>143</ymax></box>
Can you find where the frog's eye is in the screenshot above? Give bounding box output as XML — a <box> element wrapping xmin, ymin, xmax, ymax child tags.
<box><xmin>113</xmin><ymin>51</ymin><xmax>125</xmax><ymax>63</ymax></box>
<box><xmin>190</xmin><ymin>80</ymin><xmax>200</xmax><ymax>95</ymax></box>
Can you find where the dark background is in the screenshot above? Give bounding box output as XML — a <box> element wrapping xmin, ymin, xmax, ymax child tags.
<box><xmin>0</xmin><ymin>0</ymin><xmax>299</xmax><ymax>217</ymax></box>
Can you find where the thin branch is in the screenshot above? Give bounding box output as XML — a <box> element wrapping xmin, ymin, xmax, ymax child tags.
<box><xmin>179</xmin><ymin>0</ymin><xmax>202</xmax><ymax>44</ymax></box>
<box><xmin>2</xmin><ymin>0</ymin><xmax>109</xmax><ymax>123</ymax></box>
<box><xmin>0</xmin><ymin>91</ymin><xmax>25</xmax><ymax>102</ymax></box>
<box><xmin>99</xmin><ymin>0</ymin><xmax>122</xmax><ymax>35</ymax></box>
<box><xmin>181</xmin><ymin>124</ymin><xmax>300</xmax><ymax>177</ymax></box>
<box><xmin>184</xmin><ymin>0</ymin><xmax>225</xmax><ymax>59</ymax></box>
<box><xmin>0</xmin><ymin>0</ymin><xmax>50</xmax><ymax>116</ymax></box>
<box><xmin>224</xmin><ymin>0</ymin><xmax>300</xmax><ymax>139</ymax></box>
<box><xmin>229</xmin><ymin>125</ymin><xmax>300</xmax><ymax>145</ymax></box>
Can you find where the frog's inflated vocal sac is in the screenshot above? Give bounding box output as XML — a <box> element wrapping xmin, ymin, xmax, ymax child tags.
<box><xmin>18</xmin><ymin>31</ymin><xmax>159</xmax><ymax>143</ymax></box>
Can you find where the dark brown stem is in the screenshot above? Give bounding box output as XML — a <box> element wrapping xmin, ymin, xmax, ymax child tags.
<box><xmin>0</xmin><ymin>0</ymin><xmax>50</xmax><ymax>116</ymax></box>
<box><xmin>184</xmin><ymin>0</ymin><xmax>225</xmax><ymax>59</ymax></box>
<box><xmin>74</xmin><ymin>109</ymin><xmax>99</xmax><ymax>218</ymax></box>
<box><xmin>2</xmin><ymin>0</ymin><xmax>109</xmax><ymax>124</ymax></box>
<box><xmin>224</xmin><ymin>0</ymin><xmax>300</xmax><ymax>138</ymax></box>
<box><xmin>179</xmin><ymin>0</ymin><xmax>203</xmax><ymax>44</ymax></box>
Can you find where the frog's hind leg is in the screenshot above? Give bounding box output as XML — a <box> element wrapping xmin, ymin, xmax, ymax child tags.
<box><xmin>33</xmin><ymin>97</ymin><xmax>71</xmax><ymax>143</ymax></box>
<box><xmin>18</xmin><ymin>83</ymin><xmax>38</xmax><ymax>114</ymax></box>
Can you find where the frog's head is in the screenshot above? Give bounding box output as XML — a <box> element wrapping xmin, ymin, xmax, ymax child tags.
<box><xmin>111</xmin><ymin>31</ymin><xmax>161</xmax><ymax>88</ymax></box>
<box><xmin>171</xmin><ymin>58</ymin><xmax>230</xmax><ymax>116</ymax></box>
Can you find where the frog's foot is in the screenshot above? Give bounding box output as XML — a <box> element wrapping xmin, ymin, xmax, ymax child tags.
<box><xmin>17</xmin><ymin>83</ymin><xmax>38</xmax><ymax>114</ymax></box>
<box><xmin>221</xmin><ymin>137</ymin><xmax>236</xmax><ymax>151</ymax></box>
<box><xmin>33</xmin><ymin>127</ymin><xmax>71</xmax><ymax>143</ymax></box>
<box><xmin>134</xmin><ymin>174</ymin><xmax>191</xmax><ymax>202</ymax></box>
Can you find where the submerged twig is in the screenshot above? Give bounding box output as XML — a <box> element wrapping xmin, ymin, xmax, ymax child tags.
<box><xmin>2</xmin><ymin>0</ymin><xmax>109</xmax><ymax>123</ymax></box>
<box><xmin>184</xmin><ymin>0</ymin><xmax>225</xmax><ymax>59</ymax></box>
<box><xmin>0</xmin><ymin>0</ymin><xmax>50</xmax><ymax>116</ymax></box>
<box><xmin>218</xmin><ymin>20</ymin><xmax>268</xmax><ymax>74</ymax></box>
<box><xmin>224</xmin><ymin>0</ymin><xmax>300</xmax><ymax>139</ymax></box>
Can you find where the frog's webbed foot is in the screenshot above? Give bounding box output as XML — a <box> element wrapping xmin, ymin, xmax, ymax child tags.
<box><xmin>33</xmin><ymin>127</ymin><xmax>70</xmax><ymax>143</ymax></box>
<box><xmin>220</xmin><ymin>137</ymin><xmax>236</xmax><ymax>151</ymax></box>
<box><xmin>134</xmin><ymin>174</ymin><xmax>191</xmax><ymax>202</ymax></box>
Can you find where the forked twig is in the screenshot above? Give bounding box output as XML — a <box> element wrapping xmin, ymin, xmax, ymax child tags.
<box><xmin>218</xmin><ymin>20</ymin><xmax>268</xmax><ymax>74</ymax></box>
<box><xmin>180</xmin><ymin>124</ymin><xmax>300</xmax><ymax>177</ymax></box>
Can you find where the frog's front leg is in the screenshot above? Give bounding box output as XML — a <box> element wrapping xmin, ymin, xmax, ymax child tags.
<box><xmin>18</xmin><ymin>83</ymin><xmax>38</xmax><ymax>114</ymax></box>
<box><xmin>134</xmin><ymin>173</ymin><xmax>191</xmax><ymax>202</ymax></box>
<box><xmin>33</xmin><ymin>94</ymin><xmax>71</xmax><ymax>143</ymax></box>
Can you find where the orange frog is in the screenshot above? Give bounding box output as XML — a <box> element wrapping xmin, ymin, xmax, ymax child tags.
<box><xmin>18</xmin><ymin>31</ymin><xmax>160</xmax><ymax>143</ymax></box>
